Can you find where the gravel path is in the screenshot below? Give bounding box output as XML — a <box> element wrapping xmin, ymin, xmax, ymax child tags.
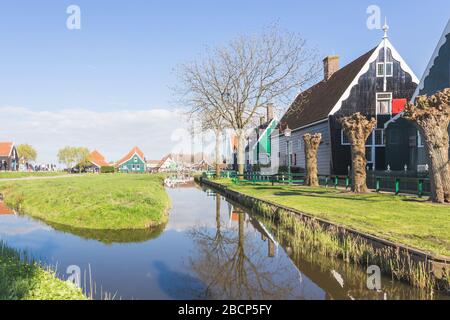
<box><xmin>0</xmin><ymin>175</ymin><xmax>84</xmax><ymax>182</ymax></box>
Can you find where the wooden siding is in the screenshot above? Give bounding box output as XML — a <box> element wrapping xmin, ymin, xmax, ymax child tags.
<box><xmin>119</xmin><ymin>155</ymin><xmax>146</xmax><ymax>173</ymax></box>
<box><xmin>277</xmin><ymin>120</ymin><xmax>332</xmax><ymax>175</ymax></box>
<box><xmin>335</xmin><ymin>48</ymin><xmax>417</xmax><ymax>118</ymax></box>
<box><xmin>331</xmin><ymin>47</ymin><xmax>418</xmax><ymax>174</ymax></box>
<box><xmin>419</xmin><ymin>32</ymin><xmax>450</xmax><ymax>96</ymax></box>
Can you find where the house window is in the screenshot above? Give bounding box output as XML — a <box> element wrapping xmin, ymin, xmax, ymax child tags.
<box><xmin>376</xmin><ymin>62</ymin><xmax>393</xmax><ymax>77</ymax></box>
<box><xmin>388</xmin><ymin>129</ymin><xmax>400</xmax><ymax>145</ymax></box>
<box><xmin>376</xmin><ymin>92</ymin><xmax>393</xmax><ymax>115</ymax></box>
<box><xmin>365</xmin><ymin>129</ymin><xmax>385</xmax><ymax>147</ymax></box>
<box><xmin>294</xmin><ymin>154</ymin><xmax>297</xmax><ymax>166</ymax></box>
<box><xmin>136</xmin><ymin>164</ymin><xmax>140</xmax><ymax>170</ymax></box>
<box><xmin>298</xmin><ymin>140</ymin><xmax>303</xmax><ymax>153</ymax></box>
<box><xmin>341</xmin><ymin>130</ymin><xmax>351</xmax><ymax>145</ymax></box>
<box><xmin>417</xmin><ymin>131</ymin><xmax>424</xmax><ymax>148</ymax></box>
<box><xmin>374</xmin><ymin>129</ymin><xmax>385</xmax><ymax>146</ymax></box>
<box><xmin>134</xmin><ymin>157</ymin><xmax>138</xmax><ymax>163</ymax></box>
<box><xmin>366</xmin><ymin>147</ymin><xmax>373</xmax><ymax>162</ymax></box>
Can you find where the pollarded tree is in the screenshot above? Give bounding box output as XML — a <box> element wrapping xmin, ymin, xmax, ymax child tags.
<box><xmin>404</xmin><ymin>88</ymin><xmax>450</xmax><ymax>203</ymax></box>
<box><xmin>303</xmin><ymin>133</ymin><xmax>321</xmax><ymax>187</ymax></box>
<box><xmin>340</xmin><ymin>113</ymin><xmax>377</xmax><ymax>193</ymax></box>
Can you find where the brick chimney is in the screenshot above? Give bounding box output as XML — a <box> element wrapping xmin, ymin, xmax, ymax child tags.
<box><xmin>260</xmin><ymin>116</ymin><xmax>266</xmax><ymax>126</ymax></box>
<box><xmin>323</xmin><ymin>55</ymin><xmax>339</xmax><ymax>81</ymax></box>
<box><xmin>267</xmin><ymin>103</ymin><xmax>274</xmax><ymax>122</ymax></box>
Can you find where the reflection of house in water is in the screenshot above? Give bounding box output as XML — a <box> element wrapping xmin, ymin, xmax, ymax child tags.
<box><xmin>0</xmin><ymin>202</ymin><xmax>14</xmax><ymax>215</ymax></box>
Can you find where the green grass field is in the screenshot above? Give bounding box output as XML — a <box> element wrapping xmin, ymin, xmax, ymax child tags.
<box><xmin>0</xmin><ymin>242</ymin><xmax>86</xmax><ymax>300</ymax></box>
<box><xmin>214</xmin><ymin>179</ymin><xmax>450</xmax><ymax>257</ymax></box>
<box><xmin>0</xmin><ymin>172</ymin><xmax>68</xmax><ymax>179</ymax></box>
<box><xmin>0</xmin><ymin>174</ymin><xmax>170</xmax><ymax>230</ymax></box>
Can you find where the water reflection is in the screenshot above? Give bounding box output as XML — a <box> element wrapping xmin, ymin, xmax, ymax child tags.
<box><xmin>187</xmin><ymin>194</ymin><xmax>303</xmax><ymax>300</ymax></box>
<box><xmin>0</xmin><ymin>187</ymin><xmax>447</xmax><ymax>300</ymax></box>
<box><xmin>46</xmin><ymin>222</ymin><xmax>166</xmax><ymax>245</ymax></box>
<box><xmin>0</xmin><ymin>202</ymin><xmax>15</xmax><ymax>215</ymax></box>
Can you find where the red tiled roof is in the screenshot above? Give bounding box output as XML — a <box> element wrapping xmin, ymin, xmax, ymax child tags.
<box><xmin>116</xmin><ymin>146</ymin><xmax>145</xmax><ymax>167</ymax></box>
<box><xmin>89</xmin><ymin>150</ymin><xmax>109</xmax><ymax>168</ymax></box>
<box><xmin>0</xmin><ymin>142</ymin><xmax>14</xmax><ymax>157</ymax></box>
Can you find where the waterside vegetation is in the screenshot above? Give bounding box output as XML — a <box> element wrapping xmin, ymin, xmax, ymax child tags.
<box><xmin>204</xmin><ymin>178</ymin><xmax>450</xmax><ymax>293</ymax></box>
<box><xmin>0</xmin><ymin>174</ymin><xmax>170</xmax><ymax>231</ymax></box>
<box><xmin>0</xmin><ymin>242</ymin><xmax>86</xmax><ymax>300</ymax></box>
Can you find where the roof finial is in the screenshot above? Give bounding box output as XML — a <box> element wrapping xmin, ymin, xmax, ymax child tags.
<box><xmin>383</xmin><ymin>17</ymin><xmax>389</xmax><ymax>39</ymax></box>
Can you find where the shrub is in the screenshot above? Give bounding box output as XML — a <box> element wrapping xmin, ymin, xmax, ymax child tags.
<box><xmin>100</xmin><ymin>166</ymin><xmax>115</xmax><ymax>174</ymax></box>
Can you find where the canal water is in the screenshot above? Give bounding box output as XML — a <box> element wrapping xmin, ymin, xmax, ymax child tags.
<box><xmin>0</xmin><ymin>184</ymin><xmax>446</xmax><ymax>300</ymax></box>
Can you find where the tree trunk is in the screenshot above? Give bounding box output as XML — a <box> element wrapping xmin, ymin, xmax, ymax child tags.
<box><xmin>236</xmin><ymin>129</ymin><xmax>246</xmax><ymax>176</ymax></box>
<box><xmin>404</xmin><ymin>89</ymin><xmax>450</xmax><ymax>203</ymax></box>
<box><xmin>340</xmin><ymin>113</ymin><xmax>377</xmax><ymax>194</ymax></box>
<box><xmin>417</xmin><ymin>124</ymin><xmax>450</xmax><ymax>203</ymax></box>
<box><xmin>303</xmin><ymin>133</ymin><xmax>321</xmax><ymax>187</ymax></box>
<box><xmin>350</xmin><ymin>141</ymin><xmax>369</xmax><ymax>193</ymax></box>
<box><xmin>214</xmin><ymin>129</ymin><xmax>222</xmax><ymax>179</ymax></box>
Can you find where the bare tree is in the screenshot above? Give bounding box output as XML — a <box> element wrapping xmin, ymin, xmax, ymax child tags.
<box><xmin>303</xmin><ymin>133</ymin><xmax>321</xmax><ymax>187</ymax></box>
<box><xmin>198</xmin><ymin>106</ymin><xmax>227</xmax><ymax>178</ymax></box>
<box><xmin>404</xmin><ymin>88</ymin><xmax>450</xmax><ymax>203</ymax></box>
<box><xmin>340</xmin><ymin>113</ymin><xmax>377</xmax><ymax>193</ymax></box>
<box><xmin>177</xmin><ymin>25</ymin><xmax>320</xmax><ymax>175</ymax></box>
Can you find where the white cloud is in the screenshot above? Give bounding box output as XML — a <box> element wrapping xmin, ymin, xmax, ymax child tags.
<box><xmin>0</xmin><ymin>106</ymin><xmax>197</xmax><ymax>164</ymax></box>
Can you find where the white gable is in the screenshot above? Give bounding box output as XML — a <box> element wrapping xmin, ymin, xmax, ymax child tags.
<box><xmin>329</xmin><ymin>38</ymin><xmax>419</xmax><ymax>116</ymax></box>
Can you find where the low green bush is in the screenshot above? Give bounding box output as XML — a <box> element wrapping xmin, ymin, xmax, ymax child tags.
<box><xmin>100</xmin><ymin>166</ymin><xmax>115</xmax><ymax>174</ymax></box>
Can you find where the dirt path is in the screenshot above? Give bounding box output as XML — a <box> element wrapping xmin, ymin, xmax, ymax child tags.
<box><xmin>0</xmin><ymin>174</ymin><xmax>85</xmax><ymax>182</ymax></box>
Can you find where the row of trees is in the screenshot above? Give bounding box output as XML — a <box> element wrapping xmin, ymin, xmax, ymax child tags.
<box><xmin>177</xmin><ymin>25</ymin><xmax>320</xmax><ymax>176</ymax></box>
<box><xmin>303</xmin><ymin>89</ymin><xmax>450</xmax><ymax>204</ymax></box>
<box><xmin>13</xmin><ymin>144</ymin><xmax>93</xmax><ymax>172</ymax></box>
<box><xmin>177</xmin><ymin>25</ymin><xmax>449</xmax><ymax>204</ymax></box>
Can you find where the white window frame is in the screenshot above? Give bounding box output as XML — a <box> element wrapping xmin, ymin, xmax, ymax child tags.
<box><xmin>417</xmin><ymin>131</ymin><xmax>424</xmax><ymax>148</ymax></box>
<box><xmin>376</xmin><ymin>92</ymin><xmax>393</xmax><ymax>115</ymax></box>
<box><xmin>374</xmin><ymin>129</ymin><xmax>386</xmax><ymax>147</ymax></box>
<box><xmin>341</xmin><ymin>130</ymin><xmax>351</xmax><ymax>145</ymax></box>
<box><xmin>376</xmin><ymin>62</ymin><xmax>393</xmax><ymax>77</ymax></box>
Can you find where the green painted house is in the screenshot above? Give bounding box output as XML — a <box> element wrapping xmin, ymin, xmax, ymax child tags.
<box><xmin>116</xmin><ymin>146</ymin><xmax>146</xmax><ymax>173</ymax></box>
<box><xmin>244</xmin><ymin>104</ymin><xmax>278</xmax><ymax>171</ymax></box>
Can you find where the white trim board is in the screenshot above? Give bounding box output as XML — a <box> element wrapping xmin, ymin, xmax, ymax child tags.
<box><xmin>273</xmin><ymin>118</ymin><xmax>328</xmax><ymax>139</ymax></box>
<box><xmin>329</xmin><ymin>38</ymin><xmax>419</xmax><ymax>116</ymax></box>
<box><xmin>251</xmin><ymin>118</ymin><xmax>278</xmax><ymax>152</ymax></box>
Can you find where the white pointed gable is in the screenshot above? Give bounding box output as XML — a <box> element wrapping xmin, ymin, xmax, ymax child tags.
<box><xmin>329</xmin><ymin>38</ymin><xmax>419</xmax><ymax>115</ymax></box>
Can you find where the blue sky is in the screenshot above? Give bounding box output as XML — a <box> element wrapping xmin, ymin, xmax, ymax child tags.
<box><xmin>0</xmin><ymin>1</ymin><xmax>448</xmax><ymax>162</ymax></box>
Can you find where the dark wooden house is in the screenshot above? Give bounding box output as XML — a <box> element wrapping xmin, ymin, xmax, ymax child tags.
<box><xmin>0</xmin><ymin>142</ymin><xmax>19</xmax><ymax>171</ymax></box>
<box><xmin>274</xmin><ymin>26</ymin><xmax>419</xmax><ymax>175</ymax></box>
<box><xmin>385</xmin><ymin>18</ymin><xmax>450</xmax><ymax>172</ymax></box>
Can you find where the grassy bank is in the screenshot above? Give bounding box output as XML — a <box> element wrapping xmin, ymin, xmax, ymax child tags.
<box><xmin>0</xmin><ymin>172</ymin><xmax>68</xmax><ymax>179</ymax></box>
<box><xmin>213</xmin><ymin>179</ymin><xmax>450</xmax><ymax>257</ymax></box>
<box><xmin>0</xmin><ymin>242</ymin><xmax>86</xmax><ymax>300</ymax></box>
<box><xmin>0</xmin><ymin>174</ymin><xmax>170</xmax><ymax>230</ymax></box>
